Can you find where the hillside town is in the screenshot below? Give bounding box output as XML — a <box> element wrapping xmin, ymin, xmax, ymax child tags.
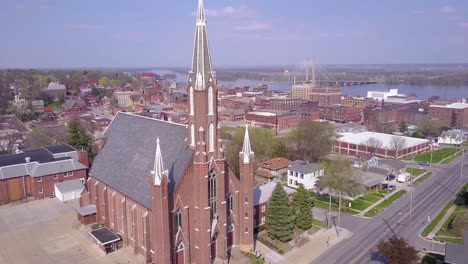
<box><xmin>1</xmin><ymin>1</ymin><xmax>468</xmax><ymax>264</ymax></box>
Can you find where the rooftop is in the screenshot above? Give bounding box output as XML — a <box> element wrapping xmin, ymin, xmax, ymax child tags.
<box><xmin>338</xmin><ymin>131</ymin><xmax>429</xmax><ymax>149</ymax></box>
<box><xmin>248</xmin><ymin>112</ymin><xmax>277</xmax><ymax>117</ymax></box>
<box><xmin>260</xmin><ymin>157</ymin><xmax>290</xmax><ymax>170</ymax></box>
<box><xmin>254</xmin><ymin>182</ymin><xmax>296</xmax><ymax>205</ymax></box>
<box><xmin>55</xmin><ymin>179</ymin><xmax>85</xmax><ymax>194</ymax></box>
<box><xmin>288</xmin><ymin>160</ymin><xmax>324</xmax><ymax>174</ymax></box>
<box><xmin>430</xmin><ymin>103</ymin><xmax>468</xmax><ymax>109</ymax></box>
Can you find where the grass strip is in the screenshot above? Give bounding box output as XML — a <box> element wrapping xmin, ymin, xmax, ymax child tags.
<box><xmin>421</xmin><ymin>200</ymin><xmax>454</xmax><ymax>237</ymax></box>
<box><xmin>364</xmin><ymin>190</ymin><xmax>407</xmax><ymax>217</ymax></box>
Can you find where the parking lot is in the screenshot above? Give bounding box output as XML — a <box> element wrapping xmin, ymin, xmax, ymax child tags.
<box><xmin>0</xmin><ymin>198</ymin><xmax>144</xmax><ymax>264</ymax></box>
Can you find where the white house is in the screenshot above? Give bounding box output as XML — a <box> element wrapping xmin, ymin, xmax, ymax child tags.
<box><xmin>54</xmin><ymin>179</ymin><xmax>85</xmax><ymax>202</ymax></box>
<box><xmin>287</xmin><ymin>160</ymin><xmax>324</xmax><ymax>190</ymax></box>
<box><xmin>438</xmin><ymin>130</ymin><xmax>466</xmax><ymax>145</ymax></box>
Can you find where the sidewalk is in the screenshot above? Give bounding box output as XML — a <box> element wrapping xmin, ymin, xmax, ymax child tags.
<box><xmin>256</xmin><ymin>228</ymin><xmax>352</xmax><ymax>264</ymax></box>
<box><xmin>358</xmin><ymin>190</ymin><xmax>400</xmax><ymax>216</ymax></box>
<box><xmin>427</xmin><ymin>205</ymin><xmax>456</xmax><ymax>239</ymax></box>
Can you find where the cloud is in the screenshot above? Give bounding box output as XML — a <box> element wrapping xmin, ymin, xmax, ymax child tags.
<box><xmin>286</xmin><ymin>33</ymin><xmax>305</xmax><ymax>41</ymax></box>
<box><xmin>460</xmin><ymin>22</ymin><xmax>468</xmax><ymax>28</ymax></box>
<box><xmin>234</xmin><ymin>21</ymin><xmax>272</xmax><ymax>31</ymax></box>
<box><xmin>440</xmin><ymin>6</ymin><xmax>455</xmax><ymax>13</ymax></box>
<box><xmin>318</xmin><ymin>32</ymin><xmax>364</xmax><ymax>39</ymax></box>
<box><xmin>64</xmin><ymin>24</ymin><xmax>104</xmax><ymax>30</ymax></box>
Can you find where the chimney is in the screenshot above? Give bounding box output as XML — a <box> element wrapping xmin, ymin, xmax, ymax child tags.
<box><xmin>25</xmin><ymin>157</ymin><xmax>31</xmax><ymax>163</ymax></box>
<box><xmin>78</xmin><ymin>150</ymin><xmax>90</xmax><ymax>167</ymax></box>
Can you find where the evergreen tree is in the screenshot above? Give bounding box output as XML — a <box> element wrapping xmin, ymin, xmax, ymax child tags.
<box><xmin>67</xmin><ymin>121</ymin><xmax>93</xmax><ymax>155</ymax></box>
<box><xmin>292</xmin><ymin>184</ymin><xmax>313</xmax><ymax>230</ymax></box>
<box><xmin>266</xmin><ymin>182</ymin><xmax>295</xmax><ymax>242</ymax></box>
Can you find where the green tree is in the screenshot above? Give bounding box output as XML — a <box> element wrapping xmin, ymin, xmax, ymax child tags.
<box><xmin>377</xmin><ymin>236</ymin><xmax>419</xmax><ymax>264</ymax></box>
<box><xmin>272</xmin><ymin>140</ymin><xmax>289</xmax><ymax>159</ymax></box>
<box><xmin>287</xmin><ymin>120</ymin><xmax>336</xmax><ymax>162</ymax></box>
<box><xmin>266</xmin><ymin>182</ymin><xmax>295</xmax><ymax>242</ymax></box>
<box><xmin>417</xmin><ymin>118</ymin><xmax>442</xmax><ymax>137</ymax></box>
<box><xmin>98</xmin><ymin>77</ymin><xmax>110</xmax><ymax>87</ymax></box>
<box><xmin>399</xmin><ymin>121</ymin><xmax>408</xmax><ymax>133</ymax></box>
<box><xmin>67</xmin><ymin>121</ymin><xmax>93</xmax><ymax>154</ymax></box>
<box><xmin>292</xmin><ymin>185</ymin><xmax>313</xmax><ymax>230</ymax></box>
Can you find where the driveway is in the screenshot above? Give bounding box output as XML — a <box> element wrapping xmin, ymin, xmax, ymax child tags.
<box><xmin>0</xmin><ymin>198</ymin><xmax>144</xmax><ymax>264</ymax></box>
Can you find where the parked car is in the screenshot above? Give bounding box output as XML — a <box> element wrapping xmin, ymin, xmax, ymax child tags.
<box><xmin>381</xmin><ymin>183</ymin><xmax>396</xmax><ymax>191</ymax></box>
<box><xmin>385</xmin><ymin>175</ymin><xmax>396</xmax><ymax>181</ymax></box>
<box><xmin>419</xmin><ymin>161</ymin><xmax>430</xmax><ymax>166</ymax></box>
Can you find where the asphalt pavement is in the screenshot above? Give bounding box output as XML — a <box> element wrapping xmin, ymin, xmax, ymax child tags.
<box><xmin>312</xmin><ymin>154</ymin><xmax>468</xmax><ymax>264</ymax></box>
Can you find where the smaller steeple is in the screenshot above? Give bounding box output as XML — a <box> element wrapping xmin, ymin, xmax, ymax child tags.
<box><xmin>241</xmin><ymin>125</ymin><xmax>254</xmax><ymax>164</ymax></box>
<box><xmin>151</xmin><ymin>138</ymin><xmax>168</xmax><ymax>185</ymax></box>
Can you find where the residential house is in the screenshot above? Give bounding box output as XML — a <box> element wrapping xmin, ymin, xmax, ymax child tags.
<box><xmin>0</xmin><ymin>114</ymin><xmax>28</xmax><ymax>153</ymax></box>
<box><xmin>45</xmin><ymin>82</ymin><xmax>66</xmax><ymax>100</ymax></box>
<box><xmin>31</xmin><ymin>100</ymin><xmax>45</xmax><ymax>112</ymax></box>
<box><xmin>352</xmin><ymin>170</ymin><xmax>382</xmax><ymax>192</ymax></box>
<box><xmin>62</xmin><ymin>98</ymin><xmax>87</xmax><ymax>118</ymax></box>
<box><xmin>256</xmin><ymin>157</ymin><xmax>291</xmax><ymax>183</ymax></box>
<box><xmin>438</xmin><ymin>130</ymin><xmax>466</xmax><ymax>145</ymax></box>
<box><xmin>353</xmin><ymin>153</ymin><xmax>379</xmax><ymax>168</ymax></box>
<box><xmin>287</xmin><ymin>160</ymin><xmax>325</xmax><ymax>190</ymax></box>
<box><xmin>0</xmin><ymin>144</ymin><xmax>88</xmax><ymax>205</ymax></box>
<box><xmin>253</xmin><ymin>182</ymin><xmax>297</xmax><ymax>227</ymax></box>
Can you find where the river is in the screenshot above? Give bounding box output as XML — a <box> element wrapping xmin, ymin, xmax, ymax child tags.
<box><xmin>153</xmin><ymin>70</ymin><xmax>468</xmax><ymax>101</ymax></box>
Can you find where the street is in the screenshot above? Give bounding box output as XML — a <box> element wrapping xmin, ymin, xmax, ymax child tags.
<box><xmin>312</xmin><ymin>154</ymin><xmax>467</xmax><ymax>264</ymax></box>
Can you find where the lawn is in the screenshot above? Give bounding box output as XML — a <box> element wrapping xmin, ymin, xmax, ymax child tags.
<box><xmin>311</xmin><ymin>197</ymin><xmax>360</xmax><ymax>215</ymax></box>
<box><xmin>433</xmin><ymin>236</ymin><xmax>464</xmax><ymax>245</ymax></box>
<box><xmin>47</xmin><ymin>101</ymin><xmax>62</xmax><ymax>109</ymax></box>
<box><xmin>360</xmin><ymin>194</ymin><xmax>381</xmax><ymax>203</ymax></box>
<box><xmin>245</xmin><ymin>252</ymin><xmax>265</xmax><ymax>264</ymax></box>
<box><xmin>364</xmin><ymin>190</ymin><xmax>407</xmax><ymax>217</ymax></box>
<box><xmin>421</xmin><ymin>200</ymin><xmax>454</xmax><ymax>237</ymax></box>
<box><xmin>257</xmin><ymin>230</ymin><xmax>292</xmax><ymax>255</ymax></box>
<box><xmin>406</xmin><ymin>167</ymin><xmax>426</xmax><ymax>176</ymax></box>
<box><xmin>348</xmin><ymin>198</ymin><xmax>373</xmax><ymax>211</ymax></box>
<box><xmin>413</xmin><ymin>148</ymin><xmax>458</xmax><ymax>164</ymax></box>
<box><xmin>440</xmin><ymin>151</ymin><xmax>463</xmax><ymax>164</ymax></box>
<box><xmin>312</xmin><ymin>219</ymin><xmax>329</xmax><ymax>229</ymax></box>
<box><xmin>413</xmin><ymin>172</ymin><xmax>433</xmax><ymax>187</ymax></box>
<box><xmin>436</xmin><ymin>206</ymin><xmax>467</xmax><ymax>238</ymax></box>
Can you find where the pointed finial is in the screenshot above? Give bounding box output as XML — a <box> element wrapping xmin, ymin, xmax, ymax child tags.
<box><xmin>152</xmin><ymin>137</ymin><xmax>168</xmax><ymax>185</ymax></box>
<box><xmin>241</xmin><ymin>124</ymin><xmax>254</xmax><ymax>164</ymax></box>
<box><xmin>197</xmin><ymin>0</ymin><xmax>206</xmax><ymax>25</ymax></box>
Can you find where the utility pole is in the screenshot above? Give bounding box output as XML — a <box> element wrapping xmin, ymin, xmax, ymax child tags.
<box><xmin>305</xmin><ymin>58</ymin><xmax>309</xmax><ymax>82</ymax></box>
<box><xmin>410</xmin><ymin>156</ymin><xmax>414</xmax><ymax>227</ymax></box>
<box><xmin>460</xmin><ymin>148</ymin><xmax>465</xmax><ymax>189</ymax></box>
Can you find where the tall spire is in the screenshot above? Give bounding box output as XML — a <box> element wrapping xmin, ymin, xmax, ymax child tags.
<box><xmin>241</xmin><ymin>125</ymin><xmax>254</xmax><ymax>164</ymax></box>
<box><xmin>152</xmin><ymin>138</ymin><xmax>168</xmax><ymax>185</ymax></box>
<box><xmin>192</xmin><ymin>0</ymin><xmax>213</xmax><ymax>90</ymax></box>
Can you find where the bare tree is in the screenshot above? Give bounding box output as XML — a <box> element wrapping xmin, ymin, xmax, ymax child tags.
<box><xmin>389</xmin><ymin>136</ymin><xmax>407</xmax><ymax>159</ymax></box>
<box><xmin>364</xmin><ymin>137</ymin><xmax>383</xmax><ymax>155</ymax></box>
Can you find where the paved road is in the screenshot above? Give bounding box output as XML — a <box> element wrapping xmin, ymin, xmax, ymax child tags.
<box><xmin>312</xmin><ymin>155</ymin><xmax>468</xmax><ymax>264</ymax></box>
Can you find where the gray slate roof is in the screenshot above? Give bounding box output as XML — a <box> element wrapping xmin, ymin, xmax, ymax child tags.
<box><xmin>63</xmin><ymin>98</ymin><xmax>86</xmax><ymax>110</ymax></box>
<box><xmin>254</xmin><ymin>182</ymin><xmax>297</xmax><ymax>205</ymax></box>
<box><xmin>445</xmin><ymin>231</ymin><xmax>468</xmax><ymax>264</ymax></box>
<box><xmin>55</xmin><ymin>179</ymin><xmax>85</xmax><ymax>193</ymax></box>
<box><xmin>352</xmin><ymin>171</ymin><xmax>383</xmax><ymax>188</ymax></box>
<box><xmin>288</xmin><ymin>160</ymin><xmax>324</xmax><ymax>174</ymax></box>
<box><xmin>89</xmin><ymin>112</ymin><xmax>193</xmax><ymax>209</ymax></box>
<box><xmin>0</xmin><ymin>145</ymin><xmax>86</xmax><ymax>180</ymax></box>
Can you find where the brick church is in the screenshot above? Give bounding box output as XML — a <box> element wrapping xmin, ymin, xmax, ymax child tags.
<box><xmin>79</xmin><ymin>0</ymin><xmax>255</xmax><ymax>263</ymax></box>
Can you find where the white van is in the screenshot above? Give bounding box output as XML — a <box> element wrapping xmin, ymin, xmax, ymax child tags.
<box><xmin>397</xmin><ymin>172</ymin><xmax>411</xmax><ymax>183</ymax></box>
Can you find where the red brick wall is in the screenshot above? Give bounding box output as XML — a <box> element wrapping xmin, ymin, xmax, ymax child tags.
<box><xmin>31</xmin><ymin>169</ymin><xmax>86</xmax><ymax>199</ymax></box>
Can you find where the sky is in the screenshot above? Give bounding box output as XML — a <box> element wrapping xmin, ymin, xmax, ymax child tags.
<box><xmin>1</xmin><ymin>0</ymin><xmax>468</xmax><ymax>68</ymax></box>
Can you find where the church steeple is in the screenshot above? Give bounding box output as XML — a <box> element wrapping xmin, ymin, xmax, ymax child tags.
<box><xmin>187</xmin><ymin>0</ymin><xmax>219</xmax><ymax>159</ymax></box>
<box><xmin>241</xmin><ymin>125</ymin><xmax>254</xmax><ymax>164</ymax></box>
<box><xmin>192</xmin><ymin>0</ymin><xmax>214</xmax><ymax>91</ymax></box>
<box><xmin>152</xmin><ymin>138</ymin><xmax>168</xmax><ymax>185</ymax></box>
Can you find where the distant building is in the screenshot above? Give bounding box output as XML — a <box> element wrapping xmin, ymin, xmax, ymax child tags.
<box><xmin>45</xmin><ymin>82</ymin><xmax>66</xmax><ymax>100</ymax></box>
<box><xmin>310</xmin><ymin>87</ymin><xmax>341</xmax><ymax>106</ymax></box>
<box><xmin>113</xmin><ymin>91</ymin><xmax>140</xmax><ymax>109</ymax></box>
<box><xmin>334</xmin><ymin>131</ymin><xmax>430</xmax><ymax>159</ymax></box>
<box><xmin>253</xmin><ymin>182</ymin><xmax>296</xmax><ymax>227</ymax></box>
<box><xmin>269</xmin><ymin>98</ymin><xmax>302</xmax><ymax>111</ymax></box>
<box><xmin>245</xmin><ymin>112</ymin><xmax>301</xmax><ymax>131</ymax></box>
<box><xmin>428</xmin><ymin>102</ymin><xmax>468</xmax><ymax>128</ymax></box>
<box><xmin>219</xmin><ymin>109</ymin><xmax>244</xmax><ymax>122</ymax></box>
<box><xmin>320</xmin><ymin>106</ymin><xmax>361</xmax><ymax>123</ymax></box>
<box><xmin>62</xmin><ymin>98</ymin><xmax>87</xmax><ymax>117</ymax></box>
<box><xmin>291</xmin><ymin>82</ymin><xmax>313</xmax><ymax>100</ymax></box>
<box><xmin>0</xmin><ymin>114</ymin><xmax>28</xmax><ymax>152</ymax></box>
<box><xmin>342</xmin><ymin>96</ymin><xmax>366</xmax><ymax>109</ymax></box>
<box><xmin>0</xmin><ymin>144</ymin><xmax>88</xmax><ymax>205</ymax></box>
<box><xmin>287</xmin><ymin>160</ymin><xmax>324</xmax><ymax>190</ymax></box>
<box><xmin>367</xmin><ymin>89</ymin><xmax>400</xmax><ymax>100</ymax></box>
<box><xmin>31</xmin><ymin>100</ymin><xmax>45</xmax><ymax>112</ymax></box>
<box><xmin>438</xmin><ymin>130</ymin><xmax>466</xmax><ymax>145</ymax></box>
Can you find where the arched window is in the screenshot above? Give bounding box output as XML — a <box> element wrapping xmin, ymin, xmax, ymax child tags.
<box><xmin>208</xmin><ymin>86</ymin><xmax>213</xmax><ymax>115</ymax></box>
<box><xmin>190</xmin><ymin>86</ymin><xmax>194</xmax><ymax>115</ymax></box>
<box><xmin>191</xmin><ymin>124</ymin><xmax>195</xmax><ymax>147</ymax></box>
<box><xmin>176</xmin><ymin>242</ymin><xmax>185</xmax><ymax>252</ymax></box>
<box><xmin>209</xmin><ymin>123</ymin><xmax>214</xmax><ymax>152</ymax></box>
<box><xmin>208</xmin><ymin>169</ymin><xmax>217</xmax><ymax>220</ymax></box>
